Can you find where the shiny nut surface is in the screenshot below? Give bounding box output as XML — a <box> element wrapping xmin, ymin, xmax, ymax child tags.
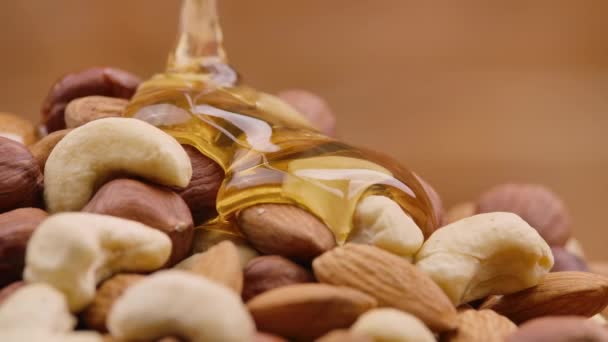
<box><xmin>243</xmin><ymin>255</ymin><xmax>314</xmax><ymax>301</ymax></box>
<box><xmin>65</xmin><ymin>96</ymin><xmax>127</xmax><ymax>129</ymax></box>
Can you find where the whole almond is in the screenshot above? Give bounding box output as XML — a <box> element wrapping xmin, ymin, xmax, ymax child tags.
<box><xmin>480</xmin><ymin>272</ymin><xmax>608</xmax><ymax>323</ymax></box>
<box><xmin>247</xmin><ymin>283</ymin><xmax>377</xmax><ymax>340</ymax></box>
<box><xmin>174</xmin><ymin>240</ymin><xmax>243</xmax><ymax>294</ymax></box>
<box><xmin>0</xmin><ymin>208</ymin><xmax>47</xmax><ymax>286</ymax></box>
<box><xmin>82</xmin><ymin>273</ymin><xmax>144</xmax><ymax>332</ymax></box>
<box><xmin>65</xmin><ymin>96</ymin><xmax>127</xmax><ymax>128</ymax></box>
<box><xmin>28</xmin><ymin>129</ymin><xmax>71</xmax><ymax>172</ymax></box>
<box><xmin>83</xmin><ymin>178</ymin><xmax>194</xmax><ymax>265</ymax></box>
<box><xmin>315</xmin><ymin>330</ymin><xmax>373</xmax><ymax>342</ymax></box>
<box><xmin>506</xmin><ymin>316</ymin><xmax>608</xmax><ymax>342</ymax></box>
<box><xmin>313</xmin><ymin>243</ymin><xmax>457</xmax><ymax>332</ymax></box>
<box><xmin>477</xmin><ymin>183</ymin><xmax>570</xmax><ymax>246</ymax></box>
<box><xmin>551</xmin><ymin>246</ymin><xmax>588</xmax><ymax>272</ymax></box>
<box><xmin>0</xmin><ymin>112</ymin><xmax>37</xmax><ymax>146</ymax></box>
<box><xmin>0</xmin><ymin>137</ymin><xmax>43</xmax><ymax>212</ymax></box>
<box><xmin>243</xmin><ymin>255</ymin><xmax>314</xmax><ymax>301</ymax></box>
<box><xmin>441</xmin><ymin>309</ymin><xmax>516</xmax><ymax>342</ymax></box>
<box><xmin>178</xmin><ymin>145</ymin><xmax>224</xmax><ymax>224</ymax></box>
<box><xmin>238</xmin><ymin>204</ymin><xmax>336</xmax><ymax>261</ymax></box>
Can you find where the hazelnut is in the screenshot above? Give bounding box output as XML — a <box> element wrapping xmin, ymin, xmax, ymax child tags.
<box><xmin>0</xmin><ymin>138</ymin><xmax>43</xmax><ymax>212</ymax></box>
<box><xmin>243</xmin><ymin>255</ymin><xmax>314</xmax><ymax>301</ymax></box>
<box><xmin>477</xmin><ymin>183</ymin><xmax>571</xmax><ymax>246</ymax></box>
<box><xmin>83</xmin><ymin>178</ymin><xmax>194</xmax><ymax>265</ymax></box>
<box><xmin>0</xmin><ymin>112</ymin><xmax>37</xmax><ymax>146</ymax></box>
<box><xmin>178</xmin><ymin>145</ymin><xmax>224</xmax><ymax>224</ymax></box>
<box><xmin>83</xmin><ymin>273</ymin><xmax>144</xmax><ymax>332</ymax></box>
<box><xmin>0</xmin><ymin>208</ymin><xmax>48</xmax><ymax>286</ymax></box>
<box><xmin>41</xmin><ymin>67</ymin><xmax>140</xmax><ymax>133</ymax></box>
<box><xmin>551</xmin><ymin>247</ymin><xmax>588</xmax><ymax>272</ymax></box>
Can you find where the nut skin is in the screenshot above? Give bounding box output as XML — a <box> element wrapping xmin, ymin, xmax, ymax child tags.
<box><xmin>0</xmin><ymin>281</ymin><xmax>25</xmax><ymax>305</ymax></box>
<box><xmin>82</xmin><ymin>274</ymin><xmax>144</xmax><ymax>333</ymax></box>
<box><xmin>505</xmin><ymin>316</ymin><xmax>608</xmax><ymax>342</ymax></box>
<box><xmin>41</xmin><ymin>67</ymin><xmax>141</xmax><ymax>133</ymax></box>
<box><xmin>83</xmin><ymin>179</ymin><xmax>194</xmax><ymax>266</ymax></box>
<box><xmin>0</xmin><ymin>112</ymin><xmax>37</xmax><ymax>145</ymax></box>
<box><xmin>0</xmin><ymin>137</ymin><xmax>43</xmax><ymax>212</ymax></box>
<box><xmin>247</xmin><ymin>283</ymin><xmax>377</xmax><ymax>340</ymax></box>
<box><xmin>551</xmin><ymin>246</ymin><xmax>588</xmax><ymax>272</ymax></box>
<box><xmin>177</xmin><ymin>145</ymin><xmax>224</xmax><ymax>224</ymax></box>
<box><xmin>415</xmin><ymin>174</ymin><xmax>445</xmax><ymax>227</ymax></box>
<box><xmin>0</xmin><ymin>208</ymin><xmax>48</xmax><ymax>286</ymax></box>
<box><xmin>255</xmin><ymin>332</ymin><xmax>288</xmax><ymax>342</ymax></box>
<box><xmin>277</xmin><ymin>89</ymin><xmax>336</xmax><ymax>136</ymax></box>
<box><xmin>238</xmin><ymin>203</ymin><xmax>337</xmax><ymax>261</ymax></box>
<box><xmin>476</xmin><ymin>183</ymin><xmax>571</xmax><ymax>246</ymax></box>
<box><xmin>65</xmin><ymin>96</ymin><xmax>128</xmax><ymax>128</ymax></box>
<box><xmin>28</xmin><ymin>129</ymin><xmax>72</xmax><ymax>173</ymax></box>
<box><xmin>243</xmin><ymin>255</ymin><xmax>315</xmax><ymax>302</ymax></box>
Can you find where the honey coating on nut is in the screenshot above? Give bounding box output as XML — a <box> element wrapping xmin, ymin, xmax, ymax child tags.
<box><xmin>124</xmin><ymin>0</ymin><xmax>437</xmax><ymax>242</ymax></box>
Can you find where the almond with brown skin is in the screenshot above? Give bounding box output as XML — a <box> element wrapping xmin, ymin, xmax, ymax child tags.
<box><xmin>41</xmin><ymin>67</ymin><xmax>140</xmax><ymax>133</ymax></box>
<box><xmin>28</xmin><ymin>129</ymin><xmax>71</xmax><ymax>172</ymax></box>
<box><xmin>0</xmin><ymin>112</ymin><xmax>37</xmax><ymax>146</ymax></box>
<box><xmin>247</xmin><ymin>283</ymin><xmax>377</xmax><ymax>340</ymax></box>
<box><xmin>174</xmin><ymin>240</ymin><xmax>243</xmax><ymax>294</ymax></box>
<box><xmin>0</xmin><ymin>281</ymin><xmax>25</xmax><ymax>304</ymax></box>
<box><xmin>476</xmin><ymin>183</ymin><xmax>571</xmax><ymax>246</ymax></box>
<box><xmin>65</xmin><ymin>96</ymin><xmax>127</xmax><ymax>128</ymax></box>
<box><xmin>506</xmin><ymin>316</ymin><xmax>608</xmax><ymax>342</ymax></box>
<box><xmin>0</xmin><ymin>137</ymin><xmax>43</xmax><ymax>212</ymax></box>
<box><xmin>551</xmin><ymin>246</ymin><xmax>588</xmax><ymax>272</ymax></box>
<box><xmin>440</xmin><ymin>309</ymin><xmax>516</xmax><ymax>342</ymax></box>
<box><xmin>178</xmin><ymin>145</ymin><xmax>224</xmax><ymax>224</ymax></box>
<box><xmin>238</xmin><ymin>204</ymin><xmax>336</xmax><ymax>261</ymax></box>
<box><xmin>83</xmin><ymin>178</ymin><xmax>194</xmax><ymax>265</ymax></box>
<box><xmin>315</xmin><ymin>330</ymin><xmax>373</xmax><ymax>342</ymax></box>
<box><xmin>83</xmin><ymin>273</ymin><xmax>144</xmax><ymax>332</ymax></box>
<box><xmin>243</xmin><ymin>255</ymin><xmax>314</xmax><ymax>301</ymax></box>
<box><xmin>313</xmin><ymin>243</ymin><xmax>457</xmax><ymax>332</ymax></box>
<box><xmin>0</xmin><ymin>208</ymin><xmax>47</xmax><ymax>286</ymax></box>
<box><xmin>480</xmin><ymin>272</ymin><xmax>608</xmax><ymax>323</ymax></box>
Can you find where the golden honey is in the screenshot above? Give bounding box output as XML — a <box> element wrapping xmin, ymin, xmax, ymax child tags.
<box><xmin>124</xmin><ymin>0</ymin><xmax>437</xmax><ymax>242</ymax></box>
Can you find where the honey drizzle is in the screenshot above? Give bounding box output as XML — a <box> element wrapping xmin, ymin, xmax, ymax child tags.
<box><xmin>124</xmin><ymin>0</ymin><xmax>437</xmax><ymax>242</ymax></box>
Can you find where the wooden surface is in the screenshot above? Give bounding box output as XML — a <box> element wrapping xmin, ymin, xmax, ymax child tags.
<box><xmin>1</xmin><ymin>1</ymin><xmax>607</xmax><ymax>258</ymax></box>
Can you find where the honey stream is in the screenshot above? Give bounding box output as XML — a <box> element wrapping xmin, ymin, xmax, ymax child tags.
<box><xmin>124</xmin><ymin>0</ymin><xmax>437</xmax><ymax>242</ymax></box>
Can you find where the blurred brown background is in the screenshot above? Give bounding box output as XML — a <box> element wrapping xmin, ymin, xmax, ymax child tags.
<box><xmin>1</xmin><ymin>1</ymin><xmax>607</xmax><ymax>258</ymax></box>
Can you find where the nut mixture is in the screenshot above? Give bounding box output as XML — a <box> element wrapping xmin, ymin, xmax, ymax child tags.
<box><xmin>0</xmin><ymin>67</ymin><xmax>605</xmax><ymax>342</ymax></box>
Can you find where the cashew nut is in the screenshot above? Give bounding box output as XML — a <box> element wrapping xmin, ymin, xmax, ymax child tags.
<box><xmin>107</xmin><ymin>270</ymin><xmax>255</xmax><ymax>342</ymax></box>
<box><xmin>351</xmin><ymin>308</ymin><xmax>435</xmax><ymax>342</ymax></box>
<box><xmin>415</xmin><ymin>212</ymin><xmax>553</xmax><ymax>305</ymax></box>
<box><xmin>44</xmin><ymin>117</ymin><xmax>192</xmax><ymax>213</ymax></box>
<box><xmin>348</xmin><ymin>195</ymin><xmax>424</xmax><ymax>259</ymax></box>
<box><xmin>0</xmin><ymin>283</ymin><xmax>74</xmax><ymax>333</ymax></box>
<box><xmin>24</xmin><ymin>213</ymin><xmax>172</xmax><ymax>311</ymax></box>
<box><xmin>191</xmin><ymin>228</ymin><xmax>259</xmax><ymax>268</ymax></box>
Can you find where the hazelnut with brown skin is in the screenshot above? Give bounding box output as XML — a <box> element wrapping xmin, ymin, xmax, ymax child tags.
<box><xmin>83</xmin><ymin>179</ymin><xmax>194</xmax><ymax>265</ymax></box>
<box><xmin>477</xmin><ymin>183</ymin><xmax>571</xmax><ymax>246</ymax></box>
<box><xmin>0</xmin><ymin>137</ymin><xmax>43</xmax><ymax>213</ymax></box>
<box><xmin>41</xmin><ymin>67</ymin><xmax>140</xmax><ymax>133</ymax></box>
<box><xmin>551</xmin><ymin>247</ymin><xmax>588</xmax><ymax>272</ymax></box>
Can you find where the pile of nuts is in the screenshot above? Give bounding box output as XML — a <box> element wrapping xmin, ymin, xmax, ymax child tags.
<box><xmin>0</xmin><ymin>66</ymin><xmax>607</xmax><ymax>342</ymax></box>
